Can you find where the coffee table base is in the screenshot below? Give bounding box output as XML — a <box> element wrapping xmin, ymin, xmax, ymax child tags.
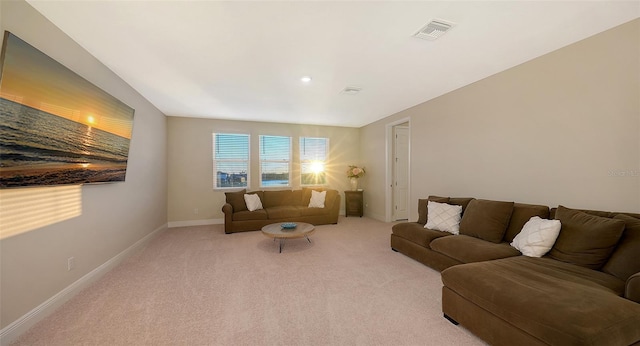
<box><xmin>274</xmin><ymin>235</ymin><xmax>312</xmax><ymax>253</ymax></box>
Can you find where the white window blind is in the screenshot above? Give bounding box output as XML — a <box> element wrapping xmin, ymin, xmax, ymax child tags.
<box><xmin>259</xmin><ymin>135</ymin><xmax>291</xmax><ymax>187</ymax></box>
<box><xmin>213</xmin><ymin>133</ymin><xmax>249</xmax><ymax>189</ymax></box>
<box><xmin>300</xmin><ymin>137</ymin><xmax>328</xmax><ymax>186</ymax></box>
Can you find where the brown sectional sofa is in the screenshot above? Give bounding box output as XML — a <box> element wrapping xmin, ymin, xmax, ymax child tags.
<box><xmin>222</xmin><ymin>188</ymin><xmax>340</xmax><ymax>233</ymax></box>
<box><xmin>391</xmin><ymin>196</ymin><xmax>640</xmax><ymax>346</ymax></box>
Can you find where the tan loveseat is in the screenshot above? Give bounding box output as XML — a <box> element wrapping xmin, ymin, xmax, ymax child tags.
<box><xmin>222</xmin><ymin>188</ymin><xmax>340</xmax><ymax>234</ymax></box>
<box><xmin>391</xmin><ymin>196</ymin><xmax>640</xmax><ymax>346</ymax></box>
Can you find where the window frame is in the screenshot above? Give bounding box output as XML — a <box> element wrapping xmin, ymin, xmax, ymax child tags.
<box><xmin>212</xmin><ymin>133</ymin><xmax>250</xmax><ymax>190</ymax></box>
<box><xmin>300</xmin><ymin>136</ymin><xmax>329</xmax><ymax>187</ymax></box>
<box><xmin>259</xmin><ymin>135</ymin><xmax>292</xmax><ymax>188</ymax></box>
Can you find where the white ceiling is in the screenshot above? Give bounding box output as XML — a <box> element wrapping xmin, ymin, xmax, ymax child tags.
<box><xmin>26</xmin><ymin>1</ymin><xmax>640</xmax><ymax>128</ymax></box>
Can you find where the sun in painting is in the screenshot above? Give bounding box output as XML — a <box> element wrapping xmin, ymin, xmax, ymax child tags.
<box><xmin>87</xmin><ymin>115</ymin><xmax>96</xmax><ymax>125</ymax></box>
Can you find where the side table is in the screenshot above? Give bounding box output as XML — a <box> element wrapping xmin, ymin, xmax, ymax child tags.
<box><xmin>344</xmin><ymin>190</ymin><xmax>364</xmax><ymax>217</ymax></box>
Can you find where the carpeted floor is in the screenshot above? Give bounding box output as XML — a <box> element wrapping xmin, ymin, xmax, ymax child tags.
<box><xmin>13</xmin><ymin>216</ymin><xmax>485</xmax><ymax>345</ymax></box>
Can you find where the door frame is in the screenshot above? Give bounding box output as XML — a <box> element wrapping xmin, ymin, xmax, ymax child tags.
<box><xmin>385</xmin><ymin>117</ymin><xmax>410</xmax><ymax>222</ymax></box>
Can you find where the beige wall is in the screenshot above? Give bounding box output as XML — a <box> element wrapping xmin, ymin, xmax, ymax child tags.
<box><xmin>168</xmin><ymin>117</ymin><xmax>360</xmax><ymax>224</ymax></box>
<box><xmin>361</xmin><ymin>19</ymin><xmax>640</xmax><ymax>221</ymax></box>
<box><xmin>0</xmin><ymin>0</ymin><xmax>168</xmax><ymax>330</ymax></box>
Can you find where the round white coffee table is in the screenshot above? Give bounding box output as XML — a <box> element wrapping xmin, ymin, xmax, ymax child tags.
<box><xmin>261</xmin><ymin>222</ymin><xmax>315</xmax><ymax>253</ymax></box>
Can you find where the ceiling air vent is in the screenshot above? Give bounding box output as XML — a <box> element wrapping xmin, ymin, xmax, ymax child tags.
<box><xmin>413</xmin><ymin>20</ymin><xmax>455</xmax><ymax>40</ymax></box>
<box><xmin>341</xmin><ymin>86</ymin><xmax>362</xmax><ymax>95</ymax></box>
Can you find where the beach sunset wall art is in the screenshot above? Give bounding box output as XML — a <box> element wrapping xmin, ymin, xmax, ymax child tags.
<box><xmin>0</xmin><ymin>31</ymin><xmax>135</xmax><ymax>188</ymax></box>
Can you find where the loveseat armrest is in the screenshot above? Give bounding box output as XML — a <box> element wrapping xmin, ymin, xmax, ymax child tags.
<box><xmin>222</xmin><ymin>203</ymin><xmax>233</xmax><ymax>215</ymax></box>
<box><xmin>222</xmin><ymin>203</ymin><xmax>234</xmax><ymax>234</ymax></box>
<box><xmin>626</xmin><ymin>272</ymin><xmax>640</xmax><ymax>303</ymax></box>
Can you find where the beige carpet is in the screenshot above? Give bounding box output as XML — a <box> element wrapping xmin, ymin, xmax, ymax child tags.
<box><xmin>13</xmin><ymin>217</ymin><xmax>485</xmax><ymax>346</ymax></box>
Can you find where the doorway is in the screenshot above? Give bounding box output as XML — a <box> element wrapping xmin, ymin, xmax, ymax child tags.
<box><xmin>386</xmin><ymin>120</ymin><xmax>410</xmax><ymax>222</ymax></box>
<box><xmin>392</xmin><ymin>124</ymin><xmax>409</xmax><ymax>221</ymax></box>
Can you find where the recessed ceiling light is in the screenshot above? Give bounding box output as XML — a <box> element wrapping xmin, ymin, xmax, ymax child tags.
<box><xmin>301</xmin><ymin>76</ymin><xmax>312</xmax><ymax>83</ymax></box>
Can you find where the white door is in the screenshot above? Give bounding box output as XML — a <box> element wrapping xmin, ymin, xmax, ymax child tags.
<box><xmin>393</xmin><ymin>126</ymin><xmax>409</xmax><ymax>221</ymax></box>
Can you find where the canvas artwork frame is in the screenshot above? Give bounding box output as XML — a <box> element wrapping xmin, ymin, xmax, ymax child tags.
<box><xmin>0</xmin><ymin>31</ymin><xmax>135</xmax><ymax>188</ymax></box>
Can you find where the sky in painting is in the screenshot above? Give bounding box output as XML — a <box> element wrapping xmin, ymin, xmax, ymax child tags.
<box><xmin>0</xmin><ymin>32</ymin><xmax>134</xmax><ymax>139</ymax></box>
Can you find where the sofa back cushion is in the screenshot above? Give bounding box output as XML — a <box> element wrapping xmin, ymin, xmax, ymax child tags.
<box><xmin>263</xmin><ymin>190</ymin><xmax>296</xmax><ymax>208</ymax></box>
<box><xmin>549</xmin><ymin>207</ymin><xmax>615</xmax><ymax>219</ymax></box>
<box><xmin>225</xmin><ymin>189</ymin><xmax>247</xmax><ymax>212</ymax></box>
<box><xmin>549</xmin><ymin>206</ymin><xmax>625</xmax><ymax>270</ymax></box>
<box><xmin>504</xmin><ymin>203</ymin><xmax>551</xmax><ymax>242</ymax></box>
<box><xmin>448</xmin><ymin>197</ymin><xmax>475</xmax><ymax>213</ymax></box>
<box><xmin>418</xmin><ymin>195</ymin><xmax>449</xmax><ymax>224</ymax></box>
<box><xmin>459</xmin><ymin>199</ymin><xmax>514</xmax><ymax>243</ymax></box>
<box><xmin>291</xmin><ymin>189</ymin><xmax>303</xmax><ymax>206</ymax></box>
<box><xmin>323</xmin><ymin>190</ymin><xmax>338</xmax><ymax>209</ymax></box>
<box><xmin>602</xmin><ymin>214</ymin><xmax>640</xmax><ymax>281</ymax></box>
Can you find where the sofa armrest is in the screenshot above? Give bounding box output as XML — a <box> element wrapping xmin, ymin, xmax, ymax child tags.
<box><xmin>625</xmin><ymin>272</ymin><xmax>640</xmax><ymax>303</ymax></box>
<box><xmin>222</xmin><ymin>203</ymin><xmax>234</xmax><ymax>234</ymax></box>
<box><xmin>222</xmin><ymin>203</ymin><xmax>233</xmax><ymax>215</ymax></box>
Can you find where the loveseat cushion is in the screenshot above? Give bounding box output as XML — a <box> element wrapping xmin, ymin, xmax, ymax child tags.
<box><xmin>442</xmin><ymin>257</ymin><xmax>640</xmax><ymax>345</ymax></box>
<box><xmin>232</xmin><ymin>209</ymin><xmax>268</xmax><ymax>221</ymax></box>
<box><xmin>459</xmin><ymin>199</ymin><xmax>514</xmax><ymax>243</ymax></box>
<box><xmin>430</xmin><ymin>235</ymin><xmax>520</xmax><ymax>263</ymax></box>
<box><xmin>503</xmin><ymin>203</ymin><xmax>550</xmax><ymax>242</ymax></box>
<box><xmin>549</xmin><ymin>206</ymin><xmax>625</xmax><ymax>270</ymax></box>
<box><xmin>263</xmin><ymin>190</ymin><xmax>296</xmax><ymax>208</ymax></box>
<box><xmin>266</xmin><ymin>206</ymin><xmax>302</xmax><ymax>219</ymax></box>
<box><xmin>225</xmin><ymin>189</ymin><xmax>247</xmax><ymax>212</ymax></box>
<box><xmin>603</xmin><ymin>214</ymin><xmax>640</xmax><ymax>281</ymax></box>
<box><xmin>300</xmin><ymin>206</ymin><xmax>330</xmax><ymax>217</ymax></box>
<box><xmin>391</xmin><ymin>222</ymin><xmax>450</xmax><ymax>247</ymax></box>
<box><xmin>417</xmin><ymin>196</ymin><xmax>449</xmax><ymax>225</ymax></box>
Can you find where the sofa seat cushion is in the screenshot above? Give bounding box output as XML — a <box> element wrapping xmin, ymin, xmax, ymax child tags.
<box><xmin>233</xmin><ymin>209</ymin><xmax>268</xmax><ymax>221</ymax></box>
<box><xmin>266</xmin><ymin>206</ymin><xmax>302</xmax><ymax>219</ymax></box>
<box><xmin>441</xmin><ymin>257</ymin><xmax>639</xmax><ymax>345</ymax></box>
<box><xmin>391</xmin><ymin>222</ymin><xmax>450</xmax><ymax>247</ymax></box>
<box><xmin>430</xmin><ymin>235</ymin><xmax>520</xmax><ymax>263</ymax></box>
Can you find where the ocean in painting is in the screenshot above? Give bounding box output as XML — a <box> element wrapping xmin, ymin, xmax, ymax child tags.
<box><xmin>0</xmin><ymin>98</ymin><xmax>131</xmax><ymax>187</ymax></box>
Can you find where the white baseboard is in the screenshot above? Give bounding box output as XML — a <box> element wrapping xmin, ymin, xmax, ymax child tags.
<box><xmin>0</xmin><ymin>223</ymin><xmax>167</xmax><ymax>346</ymax></box>
<box><xmin>168</xmin><ymin>218</ymin><xmax>223</xmax><ymax>228</ymax></box>
<box><xmin>365</xmin><ymin>211</ymin><xmax>387</xmax><ymax>222</ymax></box>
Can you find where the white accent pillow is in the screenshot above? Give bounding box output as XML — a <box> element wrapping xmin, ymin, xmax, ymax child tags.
<box><xmin>425</xmin><ymin>201</ymin><xmax>462</xmax><ymax>235</ymax></box>
<box><xmin>511</xmin><ymin>216</ymin><xmax>562</xmax><ymax>257</ymax></box>
<box><xmin>244</xmin><ymin>194</ymin><xmax>263</xmax><ymax>212</ymax></box>
<box><xmin>309</xmin><ymin>190</ymin><xmax>326</xmax><ymax>208</ymax></box>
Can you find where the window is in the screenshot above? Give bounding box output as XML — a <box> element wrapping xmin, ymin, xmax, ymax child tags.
<box><xmin>259</xmin><ymin>135</ymin><xmax>291</xmax><ymax>187</ymax></box>
<box><xmin>213</xmin><ymin>133</ymin><xmax>249</xmax><ymax>189</ymax></box>
<box><xmin>300</xmin><ymin>137</ymin><xmax>328</xmax><ymax>186</ymax></box>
